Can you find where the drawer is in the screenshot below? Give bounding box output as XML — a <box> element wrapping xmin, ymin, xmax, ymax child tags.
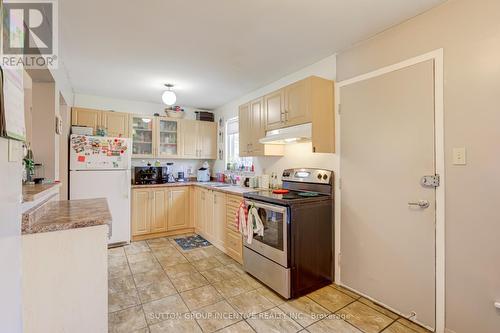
<box><xmin>225</xmin><ymin>228</ymin><xmax>243</xmax><ymax>263</ymax></box>
<box><xmin>227</xmin><ymin>195</ymin><xmax>243</xmax><ymax>207</ymax></box>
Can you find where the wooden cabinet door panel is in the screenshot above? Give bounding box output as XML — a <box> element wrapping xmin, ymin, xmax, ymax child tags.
<box><xmin>213</xmin><ymin>192</ymin><xmax>226</xmax><ymax>249</ymax></box>
<box><xmin>181</xmin><ymin>120</ymin><xmax>199</xmax><ymax>158</ymax></box>
<box><xmin>101</xmin><ymin>111</ymin><xmax>129</xmax><ymax>137</ymax></box>
<box><xmin>264</xmin><ymin>89</ymin><xmax>284</xmax><ymax>130</ymax></box>
<box><xmin>131</xmin><ymin>189</ymin><xmax>151</xmax><ymax>236</ymax></box>
<box><xmin>285</xmin><ymin>79</ymin><xmax>311</xmax><ymax>126</ymax></box>
<box><xmin>151</xmin><ymin>189</ymin><xmax>168</xmax><ymax>233</ymax></box>
<box><xmin>238</xmin><ymin>103</ymin><xmax>250</xmax><ymax>157</ymax></box>
<box><xmin>250</xmin><ymin>98</ymin><xmax>265</xmax><ymax>155</ymax></box>
<box><xmin>167</xmin><ymin>187</ymin><xmax>189</xmax><ymax>230</ymax></box>
<box><xmin>199</xmin><ymin>122</ymin><xmax>217</xmax><ymax>159</ymax></box>
<box><xmin>71</xmin><ymin>108</ymin><xmax>100</xmax><ymax>133</ymax></box>
<box><xmin>225</xmin><ymin>228</ymin><xmax>243</xmax><ymax>263</ymax></box>
<box><xmin>204</xmin><ymin>190</ymin><xmax>215</xmax><ymax>242</ymax></box>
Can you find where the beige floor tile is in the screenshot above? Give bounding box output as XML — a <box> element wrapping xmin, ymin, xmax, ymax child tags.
<box><xmin>278</xmin><ymin>296</ymin><xmax>330</xmax><ymax>327</ymax></box>
<box><xmin>246</xmin><ymin>307</ymin><xmax>303</xmax><ymax>333</ymax></box>
<box><xmin>125</xmin><ymin>241</ymin><xmax>151</xmax><ymax>256</ymax></box>
<box><xmin>109</xmin><ymin>263</ymin><xmax>132</xmax><ymax>280</ymax></box>
<box><xmin>184</xmin><ymin>248</ymin><xmax>212</xmax><ymax>262</ymax></box>
<box><xmin>202</xmin><ymin>246</ymin><xmax>223</xmax><ymax>257</ymax></box>
<box><xmin>225</xmin><ymin>263</ymin><xmax>246</xmax><ymax>275</ymax></box>
<box><xmin>108</xmin><ymin>288</ymin><xmax>140</xmax><ymax>313</ymax></box>
<box><xmin>152</xmin><ymin>246</ymin><xmax>183</xmax><ymax>259</ymax></box>
<box><xmin>383</xmin><ymin>321</ymin><xmax>420</xmax><ymax>333</ymax></box>
<box><xmin>256</xmin><ymin>287</ymin><xmax>287</xmax><ymax>306</ymax></box>
<box><xmin>307</xmin><ymin>316</ymin><xmax>363</xmax><ymax>333</ymax></box>
<box><xmin>227</xmin><ymin>289</ymin><xmax>274</xmax><ymax>316</ymax></box>
<box><xmin>214</xmin><ymin>253</ymin><xmax>238</xmax><ymax>266</ymax></box>
<box><xmin>137</xmin><ymin>280</ymin><xmax>177</xmax><ymax>303</ymax></box>
<box><xmin>212</xmin><ymin>277</ymin><xmax>255</xmax><ymax>298</ymax></box>
<box><xmin>142</xmin><ymin>294</ymin><xmax>189</xmax><ymax>325</ymax></box>
<box><xmin>396</xmin><ymin>318</ymin><xmax>431</xmax><ymax>333</ymax></box>
<box><xmin>359</xmin><ymin>297</ymin><xmax>399</xmax><ymax>320</ymax></box>
<box><xmin>109</xmin><ymin>275</ymin><xmax>136</xmax><ymax>293</ymax></box>
<box><xmin>191</xmin><ymin>256</ymin><xmax>223</xmax><ymax>271</ymax></box>
<box><xmin>146</xmin><ymin>237</ymin><xmax>172</xmax><ymax>249</ymax></box>
<box><xmin>180</xmin><ymin>285</ymin><xmax>224</xmax><ymax>310</ymax></box>
<box><xmin>217</xmin><ymin>320</ymin><xmax>254</xmax><ymax>333</ymax></box>
<box><xmin>108</xmin><ymin>246</ymin><xmax>126</xmax><ymax>258</ymax></box>
<box><xmin>192</xmin><ymin>300</ymin><xmax>241</xmax><ymax>333</ymax></box>
<box><xmin>164</xmin><ymin>262</ymin><xmax>198</xmax><ymax>279</ymax></box>
<box><xmin>131</xmin><ymin>328</ymin><xmax>149</xmax><ymax>333</ymax></box>
<box><xmin>171</xmin><ymin>272</ymin><xmax>209</xmax><ymax>292</ymax></box>
<box><xmin>133</xmin><ymin>269</ymin><xmax>169</xmax><ymax>288</ymax></box>
<box><xmin>108</xmin><ymin>305</ymin><xmax>147</xmax><ymax>333</ymax></box>
<box><xmin>331</xmin><ymin>284</ymin><xmax>361</xmax><ymax>299</ymax></box>
<box><xmin>157</xmin><ymin>254</ymin><xmax>189</xmax><ymax>267</ymax></box>
<box><xmin>129</xmin><ymin>258</ymin><xmax>163</xmax><ymax>275</ymax></box>
<box><xmin>338</xmin><ymin>301</ymin><xmax>394</xmax><ymax>333</ymax></box>
<box><xmin>307</xmin><ymin>285</ymin><xmax>355</xmax><ymax>312</ymax></box>
<box><xmin>201</xmin><ymin>266</ymin><xmax>239</xmax><ymax>283</ymax></box>
<box><xmin>238</xmin><ymin>273</ymin><xmax>264</xmax><ymax>289</ymax></box>
<box><xmin>127</xmin><ymin>251</ymin><xmax>156</xmax><ymax>264</ymax></box>
<box><xmin>109</xmin><ymin>255</ymin><xmax>128</xmax><ymax>267</ymax></box>
<box><xmin>149</xmin><ymin>315</ymin><xmax>202</xmax><ymax>333</ymax></box>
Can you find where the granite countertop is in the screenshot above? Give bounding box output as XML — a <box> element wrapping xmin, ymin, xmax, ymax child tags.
<box><xmin>131</xmin><ymin>182</ymin><xmax>258</xmax><ymax>196</ymax></box>
<box><xmin>22</xmin><ymin>198</ymin><xmax>112</xmax><ymax>235</ymax></box>
<box><xmin>22</xmin><ymin>183</ymin><xmax>61</xmax><ymax>202</ymax></box>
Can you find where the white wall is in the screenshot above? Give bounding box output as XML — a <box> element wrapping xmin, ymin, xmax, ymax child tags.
<box><xmin>0</xmin><ymin>138</ymin><xmax>23</xmax><ymax>332</ymax></box>
<box><xmin>214</xmin><ymin>54</ymin><xmax>337</xmax><ymax>177</ymax></box>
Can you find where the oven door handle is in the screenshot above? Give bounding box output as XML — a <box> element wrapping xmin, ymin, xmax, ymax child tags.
<box><xmin>245</xmin><ymin>200</ymin><xmax>287</xmax><ymax>214</ymax></box>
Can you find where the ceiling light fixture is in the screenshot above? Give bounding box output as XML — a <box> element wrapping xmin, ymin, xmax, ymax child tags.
<box><xmin>162</xmin><ymin>84</ymin><xmax>177</xmax><ymax>105</ymax></box>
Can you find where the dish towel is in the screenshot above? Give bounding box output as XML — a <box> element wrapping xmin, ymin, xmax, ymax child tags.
<box><xmin>236</xmin><ymin>201</ymin><xmax>248</xmax><ymax>237</ymax></box>
<box><xmin>248</xmin><ymin>206</ymin><xmax>264</xmax><ymax>245</ymax></box>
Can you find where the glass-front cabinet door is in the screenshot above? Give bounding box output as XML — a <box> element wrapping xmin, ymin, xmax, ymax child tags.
<box><xmin>157</xmin><ymin>118</ymin><xmax>180</xmax><ymax>158</ymax></box>
<box><xmin>131</xmin><ymin>115</ymin><xmax>155</xmax><ymax>158</ymax></box>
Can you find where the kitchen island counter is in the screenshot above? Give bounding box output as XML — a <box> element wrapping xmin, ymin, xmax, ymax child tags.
<box><xmin>22</xmin><ymin>198</ymin><xmax>112</xmax><ymax>235</ymax></box>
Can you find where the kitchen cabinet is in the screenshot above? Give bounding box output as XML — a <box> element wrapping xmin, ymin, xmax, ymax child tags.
<box><xmin>225</xmin><ymin>194</ymin><xmax>243</xmax><ymax>263</ymax></box>
<box><xmin>180</xmin><ymin>120</ymin><xmax>217</xmax><ymax>159</ymax></box>
<box><xmin>131</xmin><ymin>115</ymin><xmax>156</xmax><ymax>158</ymax></box>
<box><xmin>71</xmin><ymin>107</ymin><xmax>129</xmax><ymax>137</ymax></box>
<box><xmin>212</xmin><ymin>191</ymin><xmax>226</xmax><ymax>250</ymax></box>
<box><xmin>193</xmin><ymin>188</ymin><xmax>226</xmax><ymax>250</ymax></box>
<box><xmin>167</xmin><ymin>187</ymin><xmax>189</xmax><ymax>231</ymax></box>
<box><xmin>131</xmin><ymin>186</ymin><xmax>193</xmax><ymax>240</ymax></box>
<box><xmin>101</xmin><ymin>111</ymin><xmax>129</xmax><ymax>137</ymax></box>
<box><xmin>284</xmin><ymin>79</ymin><xmax>312</xmax><ymax>126</ymax></box>
<box><xmin>264</xmin><ymin>89</ymin><xmax>285</xmax><ymax>131</ymax></box>
<box><xmin>239</xmin><ymin>99</ymin><xmax>284</xmax><ymax>157</ymax></box>
<box><xmin>157</xmin><ymin>118</ymin><xmax>180</xmax><ymax>158</ymax></box>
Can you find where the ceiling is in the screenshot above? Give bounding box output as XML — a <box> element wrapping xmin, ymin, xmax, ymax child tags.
<box><xmin>59</xmin><ymin>0</ymin><xmax>445</xmax><ymax>109</ymax></box>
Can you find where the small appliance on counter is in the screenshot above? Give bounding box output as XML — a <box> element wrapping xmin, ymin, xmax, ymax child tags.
<box><xmin>177</xmin><ymin>171</ymin><xmax>186</xmax><ymax>182</ymax></box>
<box><xmin>134</xmin><ymin>166</ymin><xmax>160</xmax><ymax>185</ymax></box>
<box><xmin>197</xmin><ymin>161</ymin><xmax>211</xmax><ymax>182</ymax></box>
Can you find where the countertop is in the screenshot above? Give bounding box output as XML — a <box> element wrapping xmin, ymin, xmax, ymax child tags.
<box><xmin>22</xmin><ymin>183</ymin><xmax>61</xmax><ymax>202</ymax></box>
<box><xmin>131</xmin><ymin>182</ymin><xmax>259</xmax><ymax>196</ymax></box>
<box><xmin>22</xmin><ymin>198</ymin><xmax>112</xmax><ymax>235</ymax></box>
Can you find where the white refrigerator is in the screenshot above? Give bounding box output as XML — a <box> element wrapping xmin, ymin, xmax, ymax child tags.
<box><xmin>69</xmin><ymin>134</ymin><xmax>132</xmax><ymax>245</ymax></box>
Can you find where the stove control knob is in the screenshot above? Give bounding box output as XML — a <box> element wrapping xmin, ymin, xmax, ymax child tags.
<box><xmin>323</xmin><ymin>174</ymin><xmax>328</xmax><ymax>180</ymax></box>
<box><xmin>317</xmin><ymin>173</ymin><xmax>323</xmax><ymax>180</ymax></box>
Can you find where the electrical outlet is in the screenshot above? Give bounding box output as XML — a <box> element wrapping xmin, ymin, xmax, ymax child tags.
<box><xmin>452</xmin><ymin>147</ymin><xmax>466</xmax><ymax>165</ymax></box>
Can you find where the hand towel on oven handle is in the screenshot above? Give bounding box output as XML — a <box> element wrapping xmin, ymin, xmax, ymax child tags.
<box><xmin>236</xmin><ymin>201</ymin><xmax>264</xmax><ymax>244</ymax></box>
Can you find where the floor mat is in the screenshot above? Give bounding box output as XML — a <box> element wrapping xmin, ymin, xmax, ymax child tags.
<box><xmin>174</xmin><ymin>235</ymin><xmax>211</xmax><ymax>250</ymax></box>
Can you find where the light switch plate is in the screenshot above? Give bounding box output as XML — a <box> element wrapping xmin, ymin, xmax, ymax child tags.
<box><xmin>452</xmin><ymin>147</ymin><xmax>466</xmax><ymax>165</ymax></box>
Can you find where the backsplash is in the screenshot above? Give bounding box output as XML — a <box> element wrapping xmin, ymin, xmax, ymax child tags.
<box><xmin>131</xmin><ymin>159</ymin><xmax>215</xmax><ymax>177</ymax></box>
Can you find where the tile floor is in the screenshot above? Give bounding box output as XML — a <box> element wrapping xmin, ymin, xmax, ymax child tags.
<box><xmin>108</xmin><ymin>235</ymin><xmax>431</xmax><ymax>333</ymax></box>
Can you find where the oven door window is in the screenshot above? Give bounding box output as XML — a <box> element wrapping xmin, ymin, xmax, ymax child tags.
<box><xmin>249</xmin><ymin>206</ymin><xmax>285</xmax><ymax>251</ymax></box>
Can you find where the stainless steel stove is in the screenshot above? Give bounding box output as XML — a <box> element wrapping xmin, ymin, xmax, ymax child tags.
<box><xmin>242</xmin><ymin>168</ymin><xmax>334</xmax><ymax>299</ymax></box>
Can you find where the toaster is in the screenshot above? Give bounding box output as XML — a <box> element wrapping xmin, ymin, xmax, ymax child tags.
<box><xmin>197</xmin><ymin>168</ymin><xmax>210</xmax><ymax>182</ymax></box>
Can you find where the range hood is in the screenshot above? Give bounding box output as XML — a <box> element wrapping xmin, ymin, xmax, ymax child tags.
<box><xmin>259</xmin><ymin>123</ymin><xmax>312</xmax><ymax>145</ymax></box>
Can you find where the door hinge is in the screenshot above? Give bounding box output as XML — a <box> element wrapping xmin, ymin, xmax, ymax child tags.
<box><xmin>338</xmin><ymin>252</ymin><xmax>342</xmax><ymax>266</ymax></box>
<box><xmin>421</xmin><ymin>174</ymin><xmax>440</xmax><ymax>188</ymax></box>
<box><xmin>338</xmin><ymin>178</ymin><xmax>342</xmax><ymax>190</ymax></box>
<box><xmin>337</xmin><ymin>104</ymin><xmax>342</xmax><ymax>115</ymax></box>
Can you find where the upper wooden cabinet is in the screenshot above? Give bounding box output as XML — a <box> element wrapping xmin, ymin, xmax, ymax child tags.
<box><xmin>71</xmin><ymin>107</ymin><xmax>129</xmax><ymax>137</ymax></box>
<box><xmin>260</xmin><ymin>76</ymin><xmax>335</xmax><ymax>153</ymax></box>
<box><xmin>157</xmin><ymin>118</ymin><xmax>180</xmax><ymax>158</ymax></box>
<box><xmin>131</xmin><ymin>115</ymin><xmax>156</xmax><ymax>158</ymax></box>
<box><xmin>180</xmin><ymin>120</ymin><xmax>217</xmax><ymax>160</ymax></box>
<box><xmin>239</xmin><ymin>99</ymin><xmax>284</xmax><ymax>157</ymax></box>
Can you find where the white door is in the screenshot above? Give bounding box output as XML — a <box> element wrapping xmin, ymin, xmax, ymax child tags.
<box><xmin>70</xmin><ymin>170</ymin><xmax>131</xmax><ymax>245</ymax></box>
<box><xmin>339</xmin><ymin>60</ymin><xmax>436</xmax><ymax>328</ymax></box>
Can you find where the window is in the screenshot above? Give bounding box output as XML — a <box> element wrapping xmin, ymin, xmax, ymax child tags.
<box><xmin>226</xmin><ymin>117</ymin><xmax>252</xmax><ymax>170</ymax></box>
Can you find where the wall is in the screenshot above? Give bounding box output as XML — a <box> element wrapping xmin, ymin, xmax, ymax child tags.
<box><xmin>214</xmin><ymin>54</ymin><xmax>337</xmax><ymax>177</ymax></box>
<box><xmin>0</xmin><ymin>139</ymin><xmax>23</xmax><ymax>332</ymax></box>
<box><xmin>335</xmin><ymin>0</ymin><xmax>500</xmax><ymax>332</ymax></box>
<box><xmin>74</xmin><ymin>93</ymin><xmax>211</xmax><ymax>175</ymax></box>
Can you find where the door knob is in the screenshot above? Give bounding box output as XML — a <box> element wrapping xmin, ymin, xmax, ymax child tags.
<box><xmin>408</xmin><ymin>200</ymin><xmax>430</xmax><ymax>208</ymax></box>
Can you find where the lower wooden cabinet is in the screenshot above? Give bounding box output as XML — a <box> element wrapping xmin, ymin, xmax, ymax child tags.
<box><xmin>131</xmin><ymin>186</ymin><xmax>191</xmax><ymax>240</ymax></box>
